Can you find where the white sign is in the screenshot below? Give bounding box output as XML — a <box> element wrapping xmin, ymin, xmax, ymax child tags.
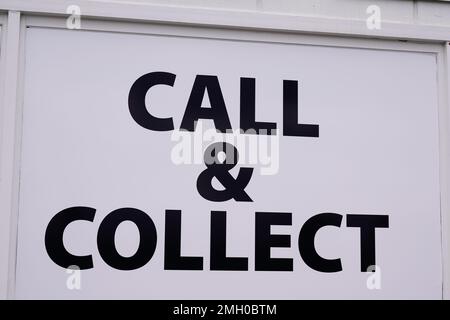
<box><xmin>15</xmin><ymin>27</ymin><xmax>442</xmax><ymax>299</ymax></box>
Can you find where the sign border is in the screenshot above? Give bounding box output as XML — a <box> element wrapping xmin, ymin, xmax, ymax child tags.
<box><xmin>1</xmin><ymin>13</ymin><xmax>449</xmax><ymax>299</ymax></box>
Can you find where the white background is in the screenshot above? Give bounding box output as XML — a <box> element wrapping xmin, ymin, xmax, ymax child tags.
<box><xmin>15</xmin><ymin>27</ymin><xmax>442</xmax><ymax>299</ymax></box>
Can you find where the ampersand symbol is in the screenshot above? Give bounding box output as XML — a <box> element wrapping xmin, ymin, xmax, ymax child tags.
<box><xmin>197</xmin><ymin>142</ymin><xmax>253</xmax><ymax>202</ymax></box>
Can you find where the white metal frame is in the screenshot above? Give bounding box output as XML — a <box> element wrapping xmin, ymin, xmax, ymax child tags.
<box><xmin>0</xmin><ymin>11</ymin><xmax>20</xmax><ymax>301</ymax></box>
<box><xmin>0</xmin><ymin>0</ymin><xmax>450</xmax><ymax>41</ymax></box>
<box><xmin>444</xmin><ymin>41</ymin><xmax>450</xmax><ymax>299</ymax></box>
<box><xmin>0</xmin><ymin>8</ymin><xmax>449</xmax><ymax>299</ymax></box>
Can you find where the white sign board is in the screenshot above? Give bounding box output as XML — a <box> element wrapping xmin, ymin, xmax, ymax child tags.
<box><xmin>15</xmin><ymin>27</ymin><xmax>442</xmax><ymax>299</ymax></box>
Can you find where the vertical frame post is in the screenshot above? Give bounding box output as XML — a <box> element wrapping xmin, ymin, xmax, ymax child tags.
<box><xmin>0</xmin><ymin>11</ymin><xmax>21</xmax><ymax>299</ymax></box>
